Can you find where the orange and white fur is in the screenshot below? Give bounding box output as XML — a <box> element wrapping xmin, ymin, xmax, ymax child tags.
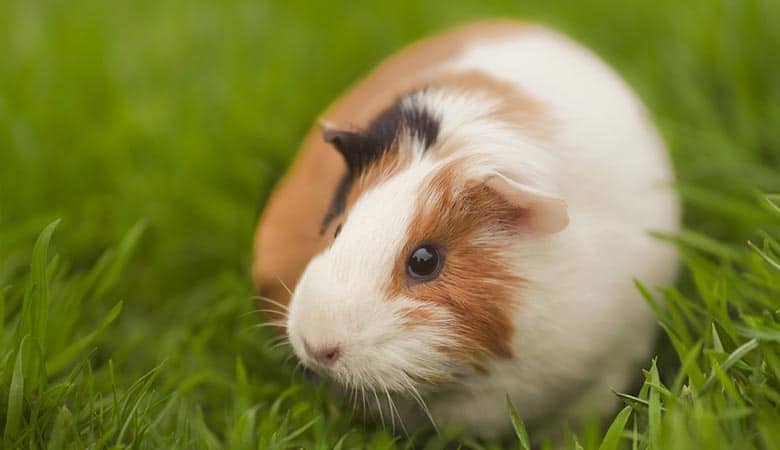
<box><xmin>252</xmin><ymin>21</ymin><xmax>679</xmax><ymax>438</ymax></box>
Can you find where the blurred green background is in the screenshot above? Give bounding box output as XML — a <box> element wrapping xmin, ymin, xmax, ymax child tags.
<box><xmin>1</xmin><ymin>0</ymin><xmax>779</xmax><ymax>448</ymax></box>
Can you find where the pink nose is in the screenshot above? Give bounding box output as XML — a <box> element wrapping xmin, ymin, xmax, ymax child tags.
<box><xmin>303</xmin><ymin>340</ymin><xmax>341</xmax><ymax>366</ymax></box>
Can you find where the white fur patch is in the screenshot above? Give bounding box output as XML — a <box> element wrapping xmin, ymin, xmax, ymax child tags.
<box><xmin>287</xmin><ymin>160</ymin><xmax>462</xmax><ymax>393</ymax></box>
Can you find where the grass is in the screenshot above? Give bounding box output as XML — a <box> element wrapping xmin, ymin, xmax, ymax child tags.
<box><xmin>0</xmin><ymin>0</ymin><xmax>779</xmax><ymax>448</ymax></box>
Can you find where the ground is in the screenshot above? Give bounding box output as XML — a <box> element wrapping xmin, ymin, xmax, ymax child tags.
<box><xmin>0</xmin><ymin>0</ymin><xmax>779</xmax><ymax>448</ymax></box>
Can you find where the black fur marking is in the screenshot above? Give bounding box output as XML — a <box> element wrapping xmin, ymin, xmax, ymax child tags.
<box><xmin>320</xmin><ymin>173</ymin><xmax>352</xmax><ymax>235</ymax></box>
<box><xmin>319</xmin><ymin>93</ymin><xmax>440</xmax><ymax>234</ymax></box>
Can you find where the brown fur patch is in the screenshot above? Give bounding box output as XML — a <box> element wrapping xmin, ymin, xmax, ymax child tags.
<box><xmin>385</xmin><ymin>158</ymin><xmax>523</xmax><ymax>367</ymax></box>
<box><xmin>429</xmin><ymin>70</ymin><xmax>554</xmax><ymax>141</ymax></box>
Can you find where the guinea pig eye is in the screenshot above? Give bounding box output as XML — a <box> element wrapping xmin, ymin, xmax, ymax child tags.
<box><xmin>406</xmin><ymin>244</ymin><xmax>442</xmax><ymax>281</ymax></box>
<box><xmin>334</xmin><ymin>224</ymin><xmax>343</xmax><ymax>238</ymax></box>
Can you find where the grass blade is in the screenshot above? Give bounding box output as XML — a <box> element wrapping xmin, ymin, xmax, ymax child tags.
<box><xmin>506</xmin><ymin>395</ymin><xmax>531</xmax><ymax>450</ymax></box>
<box><xmin>648</xmin><ymin>359</ymin><xmax>662</xmax><ymax>449</ymax></box>
<box><xmin>25</xmin><ymin>219</ymin><xmax>60</xmax><ymax>353</ymax></box>
<box><xmin>48</xmin><ymin>406</ymin><xmax>73</xmax><ymax>450</ymax></box>
<box><xmin>92</xmin><ymin>221</ymin><xmax>146</xmax><ymax>300</ymax></box>
<box><xmin>4</xmin><ymin>337</ymin><xmax>27</xmax><ymax>441</ymax></box>
<box><xmin>598</xmin><ymin>406</ymin><xmax>632</xmax><ymax>450</ymax></box>
<box><xmin>701</xmin><ymin>339</ymin><xmax>759</xmax><ymax>393</ymax></box>
<box><xmin>47</xmin><ymin>301</ymin><xmax>123</xmax><ymax>376</ymax></box>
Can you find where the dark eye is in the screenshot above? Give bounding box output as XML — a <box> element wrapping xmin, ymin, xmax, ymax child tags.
<box><xmin>334</xmin><ymin>224</ymin><xmax>342</xmax><ymax>238</ymax></box>
<box><xmin>406</xmin><ymin>244</ymin><xmax>442</xmax><ymax>281</ymax></box>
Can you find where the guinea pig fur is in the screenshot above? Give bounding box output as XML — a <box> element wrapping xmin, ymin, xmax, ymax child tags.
<box><xmin>252</xmin><ymin>20</ymin><xmax>680</xmax><ymax>439</ymax></box>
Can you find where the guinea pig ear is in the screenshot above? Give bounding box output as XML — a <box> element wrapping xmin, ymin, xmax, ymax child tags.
<box><xmin>321</xmin><ymin>124</ymin><xmax>367</xmax><ymax>173</ymax></box>
<box><xmin>483</xmin><ymin>171</ymin><xmax>569</xmax><ymax>234</ymax></box>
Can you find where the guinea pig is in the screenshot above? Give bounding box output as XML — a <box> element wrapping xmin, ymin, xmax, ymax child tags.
<box><xmin>252</xmin><ymin>20</ymin><xmax>680</xmax><ymax>438</ymax></box>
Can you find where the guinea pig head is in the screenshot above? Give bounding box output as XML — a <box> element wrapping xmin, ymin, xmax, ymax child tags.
<box><xmin>286</xmin><ymin>93</ymin><xmax>568</xmax><ymax>393</ymax></box>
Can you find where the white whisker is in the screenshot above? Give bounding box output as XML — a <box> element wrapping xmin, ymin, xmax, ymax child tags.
<box><xmin>361</xmin><ymin>383</ymin><xmax>367</xmax><ymax>423</ymax></box>
<box><xmin>252</xmin><ymin>296</ymin><xmax>290</xmax><ymax>312</ymax></box>
<box><xmin>257</xmin><ymin>308</ymin><xmax>289</xmax><ymax>319</ymax></box>
<box><xmin>239</xmin><ymin>309</ymin><xmax>267</xmax><ymax>318</ymax></box>
<box><xmin>372</xmin><ymin>388</ymin><xmax>385</xmax><ymax>428</ymax></box>
<box><xmin>402</xmin><ymin>374</ymin><xmax>438</xmax><ymax>432</ymax></box>
<box><xmin>274</xmin><ymin>276</ymin><xmax>294</xmax><ymax>296</ymax></box>
<box><xmin>383</xmin><ymin>384</ymin><xmax>396</xmax><ymax>432</ymax></box>
<box><xmin>292</xmin><ymin>360</ymin><xmax>304</xmax><ymax>378</ymax></box>
<box><xmin>271</xmin><ymin>340</ymin><xmax>291</xmax><ymax>350</ymax></box>
<box><xmin>267</xmin><ymin>334</ymin><xmax>289</xmax><ymax>344</ymax></box>
<box><xmin>251</xmin><ymin>321</ymin><xmax>287</xmax><ymax>330</ymax></box>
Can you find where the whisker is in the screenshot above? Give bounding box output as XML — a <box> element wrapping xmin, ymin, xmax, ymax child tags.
<box><xmin>391</xmin><ymin>392</ymin><xmax>408</xmax><ymax>436</ymax></box>
<box><xmin>251</xmin><ymin>321</ymin><xmax>287</xmax><ymax>330</ymax></box>
<box><xmin>351</xmin><ymin>383</ymin><xmax>359</xmax><ymax>416</ymax></box>
<box><xmin>292</xmin><ymin>360</ymin><xmax>304</xmax><ymax>378</ymax></box>
<box><xmin>403</xmin><ymin>375</ymin><xmax>438</xmax><ymax>433</ymax></box>
<box><xmin>386</xmin><ymin>382</ymin><xmax>408</xmax><ymax>436</ymax></box>
<box><xmin>252</xmin><ymin>296</ymin><xmax>290</xmax><ymax>312</ymax></box>
<box><xmin>239</xmin><ymin>309</ymin><xmax>266</xmax><ymax>318</ymax></box>
<box><xmin>263</xmin><ymin>318</ymin><xmax>286</xmax><ymax>325</ymax></box>
<box><xmin>372</xmin><ymin>388</ymin><xmax>385</xmax><ymax>429</ymax></box>
<box><xmin>268</xmin><ymin>334</ymin><xmax>289</xmax><ymax>344</ymax></box>
<box><xmin>258</xmin><ymin>309</ymin><xmax>289</xmax><ymax>318</ymax></box>
<box><xmin>241</xmin><ymin>308</ymin><xmax>290</xmax><ymax>320</ymax></box>
<box><xmin>381</xmin><ymin>382</ymin><xmax>398</xmax><ymax>434</ymax></box>
<box><xmin>361</xmin><ymin>383</ymin><xmax>367</xmax><ymax>423</ymax></box>
<box><xmin>275</xmin><ymin>276</ymin><xmax>294</xmax><ymax>296</ymax></box>
<box><xmin>271</xmin><ymin>340</ymin><xmax>292</xmax><ymax>350</ymax></box>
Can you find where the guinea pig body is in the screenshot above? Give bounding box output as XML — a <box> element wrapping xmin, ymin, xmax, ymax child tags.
<box><xmin>253</xmin><ymin>21</ymin><xmax>679</xmax><ymax>438</ymax></box>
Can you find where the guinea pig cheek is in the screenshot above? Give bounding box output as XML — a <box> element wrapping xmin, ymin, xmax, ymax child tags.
<box><xmin>386</xmin><ymin>167</ymin><xmax>524</xmax><ymax>374</ymax></box>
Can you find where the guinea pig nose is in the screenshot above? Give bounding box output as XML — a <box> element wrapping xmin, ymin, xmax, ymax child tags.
<box><xmin>315</xmin><ymin>346</ymin><xmax>341</xmax><ymax>365</ymax></box>
<box><xmin>303</xmin><ymin>339</ymin><xmax>341</xmax><ymax>366</ymax></box>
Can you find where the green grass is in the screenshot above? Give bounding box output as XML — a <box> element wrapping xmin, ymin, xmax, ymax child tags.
<box><xmin>1</xmin><ymin>0</ymin><xmax>779</xmax><ymax>448</ymax></box>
